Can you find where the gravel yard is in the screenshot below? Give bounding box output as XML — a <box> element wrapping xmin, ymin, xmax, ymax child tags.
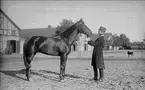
<box><xmin>0</xmin><ymin>50</ymin><xmax>145</xmax><ymax>90</ymax></box>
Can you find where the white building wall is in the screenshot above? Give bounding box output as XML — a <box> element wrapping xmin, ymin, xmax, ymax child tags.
<box><xmin>20</xmin><ymin>40</ymin><xmax>24</xmax><ymax>54</ymax></box>
<box><xmin>20</xmin><ymin>38</ymin><xmax>25</xmax><ymax>54</ymax></box>
<box><xmin>77</xmin><ymin>33</ymin><xmax>87</xmax><ymax>51</ymax></box>
<box><xmin>3</xmin><ymin>41</ymin><xmax>7</xmax><ymax>51</ymax></box>
<box><xmin>88</xmin><ymin>45</ymin><xmax>93</xmax><ymax>51</ymax></box>
<box><xmin>109</xmin><ymin>46</ymin><xmax>113</xmax><ymax>50</ymax></box>
<box><xmin>113</xmin><ymin>46</ymin><xmax>120</xmax><ymax>50</ymax></box>
<box><xmin>78</xmin><ymin>44</ymin><xmax>84</xmax><ymax>51</ymax></box>
<box><xmin>0</xmin><ymin>36</ymin><xmax>19</xmax><ymax>41</ymax></box>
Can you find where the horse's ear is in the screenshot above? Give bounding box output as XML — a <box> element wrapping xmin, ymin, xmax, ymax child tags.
<box><xmin>80</xmin><ymin>18</ymin><xmax>83</xmax><ymax>22</ymax></box>
<box><xmin>77</xmin><ymin>18</ymin><xmax>84</xmax><ymax>24</ymax></box>
<box><xmin>76</xmin><ymin>18</ymin><xmax>84</xmax><ymax>26</ymax></box>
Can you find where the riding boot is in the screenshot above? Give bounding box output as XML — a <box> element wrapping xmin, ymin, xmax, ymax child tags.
<box><xmin>99</xmin><ymin>68</ymin><xmax>104</xmax><ymax>81</ymax></box>
<box><xmin>93</xmin><ymin>66</ymin><xmax>98</xmax><ymax>81</ymax></box>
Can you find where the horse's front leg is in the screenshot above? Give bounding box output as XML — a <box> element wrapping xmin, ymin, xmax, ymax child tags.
<box><xmin>60</xmin><ymin>54</ymin><xmax>68</xmax><ymax>80</ymax></box>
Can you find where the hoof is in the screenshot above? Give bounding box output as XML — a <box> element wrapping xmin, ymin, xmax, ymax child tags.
<box><xmin>94</xmin><ymin>77</ymin><xmax>98</xmax><ymax>81</ymax></box>
<box><xmin>27</xmin><ymin>77</ymin><xmax>30</xmax><ymax>81</ymax></box>
<box><xmin>59</xmin><ymin>76</ymin><xmax>64</xmax><ymax>80</ymax></box>
<box><xmin>29</xmin><ymin>78</ymin><xmax>33</xmax><ymax>82</ymax></box>
<box><xmin>98</xmin><ymin>78</ymin><xmax>104</xmax><ymax>82</ymax></box>
<box><xmin>60</xmin><ymin>77</ymin><xmax>64</xmax><ymax>80</ymax></box>
<box><xmin>26</xmin><ymin>76</ymin><xmax>32</xmax><ymax>82</ymax></box>
<box><xmin>27</xmin><ymin>78</ymin><xmax>33</xmax><ymax>82</ymax></box>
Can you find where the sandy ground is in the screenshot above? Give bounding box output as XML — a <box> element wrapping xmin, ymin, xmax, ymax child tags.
<box><xmin>0</xmin><ymin>50</ymin><xmax>145</xmax><ymax>90</ymax></box>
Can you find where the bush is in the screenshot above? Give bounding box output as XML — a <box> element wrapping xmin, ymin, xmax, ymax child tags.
<box><xmin>124</xmin><ymin>46</ymin><xmax>131</xmax><ymax>50</ymax></box>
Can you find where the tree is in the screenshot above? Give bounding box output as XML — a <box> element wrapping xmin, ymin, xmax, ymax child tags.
<box><xmin>56</xmin><ymin>19</ymin><xmax>74</xmax><ymax>34</ymax></box>
<box><xmin>48</xmin><ymin>25</ymin><xmax>52</xmax><ymax>28</ymax></box>
<box><xmin>112</xmin><ymin>34</ymin><xmax>121</xmax><ymax>46</ymax></box>
<box><xmin>143</xmin><ymin>32</ymin><xmax>145</xmax><ymax>42</ymax></box>
<box><xmin>119</xmin><ymin>34</ymin><xmax>130</xmax><ymax>49</ymax></box>
<box><xmin>112</xmin><ymin>34</ymin><xmax>131</xmax><ymax>49</ymax></box>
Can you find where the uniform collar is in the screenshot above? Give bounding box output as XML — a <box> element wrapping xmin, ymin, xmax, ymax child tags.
<box><xmin>99</xmin><ymin>34</ymin><xmax>104</xmax><ymax>37</ymax></box>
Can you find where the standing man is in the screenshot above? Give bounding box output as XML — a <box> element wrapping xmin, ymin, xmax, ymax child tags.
<box><xmin>86</xmin><ymin>26</ymin><xmax>106</xmax><ymax>82</ymax></box>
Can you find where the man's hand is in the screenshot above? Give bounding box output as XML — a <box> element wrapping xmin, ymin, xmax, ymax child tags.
<box><xmin>85</xmin><ymin>37</ymin><xmax>91</xmax><ymax>42</ymax></box>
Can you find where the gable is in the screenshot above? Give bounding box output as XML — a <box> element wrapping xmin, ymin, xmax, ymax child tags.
<box><xmin>0</xmin><ymin>9</ymin><xmax>21</xmax><ymax>31</ymax></box>
<box><xmin>0</xmin><ymin>9</ymin><xmax>20</xmax><ymax>36</ymax></box>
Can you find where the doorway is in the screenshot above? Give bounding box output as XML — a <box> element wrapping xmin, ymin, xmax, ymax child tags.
<box><xmin>7</xmin><ymin>40</ymin><xmax>16</xmax><ymax>53</ymax></box>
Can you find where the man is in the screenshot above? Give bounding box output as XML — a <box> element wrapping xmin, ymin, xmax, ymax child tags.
<box><xmin>86</xmin><ymin>26</ymin><xmax>106</xmax><ymax>82</ymax></box>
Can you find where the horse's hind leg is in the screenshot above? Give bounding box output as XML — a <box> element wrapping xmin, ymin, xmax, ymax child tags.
<box><xmin>24</xmin><ymin>55</ymin><xmax>34</xmax><ymax>81</ymax></box>
<box><xmin>60</xmin><ymin>54</ymin><xmax>68</xmax><ymax>80</ymax></box>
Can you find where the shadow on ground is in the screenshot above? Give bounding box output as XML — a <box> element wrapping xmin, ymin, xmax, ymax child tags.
<box><xmin>0</xmin><ymin>69</ymin><xmax>27</xmax><ymax>81</ymax></box>
<box><xmin>0</xmin><ymin>69</ymin><xmax>86</xmax><ymax>82</ymax></box>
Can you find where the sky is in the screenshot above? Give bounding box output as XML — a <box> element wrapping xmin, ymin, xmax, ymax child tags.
<box><xmin>1</xmin><ymin>0</ymin><xmax>145</xmax><ymax>42</ymax></box>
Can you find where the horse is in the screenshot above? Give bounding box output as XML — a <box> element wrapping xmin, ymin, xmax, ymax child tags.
<box><xmin>23</xmin><ymin>19</ymin><xmax>92</xmax><ymax>81</ymax></box>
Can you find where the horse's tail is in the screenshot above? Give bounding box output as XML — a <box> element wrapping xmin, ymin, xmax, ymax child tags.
<box><xmin>23</xmin><ymin>38</ymin><xmax>31</xmax><ymax>69</ymax></box>
<box><xmin>23</xmin><ymin>36</ymin><xmax>39</xmax><ymax>69</ymax></box>
<box><xmin>23</xmin><ymin>51</ymin><xmax>31</xmax><ymax>69</ymax></box>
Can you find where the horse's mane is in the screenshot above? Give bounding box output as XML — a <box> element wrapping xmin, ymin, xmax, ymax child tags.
<box><xmin>54</xmin><ymin>22</ymin><xmax>77</xmax><ymax>37</ymax></box>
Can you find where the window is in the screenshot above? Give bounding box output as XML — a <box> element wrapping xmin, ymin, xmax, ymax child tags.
<box><xmin>15</xmin><ymin>30</ymin><xmax>19</xmax><ymax>36</ymax></box>
<box><xmin>11</xmin><ymin>30</ymin><xmax>15</xmax><ymax>35</ymax></box>
<box><xmin>0</xmin><ymin>17</ymin><xmax>4</xmax><ymax>29</ymax></box>
<box><xmin>0</xmin><ymin>41</ymin><xmax>3</xmax><ymax>49</ymax></box>
<box><xmin>4</xmin><ymin>30</ymin><xmax>7</xmax><ymax>35</ymax></box>
<box><xmin>84</xmin><ymin>44</ymin><xmax>88</xmax><ymax>51</ymax></box>
<box><xmin>0</xmin><ymin>30</ymin><xmax>3</xmax><ymax>35</ymax></box>
<box><xmin>3</xmin><ymin>17</ymin><xmax>8</xmax><ymax>29</ymax></box>
<box><xmin>7</xmin><ymin>30</ymin><xmax>12</xmax><ymax>35</ymax></box>
<box><xmin>73</xmin><ymin>44</ymin><xmax>76</xmax><ymax>51</ymax></box>
<box><xmin>8</xmin><ymin>20</ymin><xmax>11</xmax><ymax>30</ymax></box>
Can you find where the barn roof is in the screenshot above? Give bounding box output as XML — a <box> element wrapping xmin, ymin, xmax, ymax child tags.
<box><xmin>20</xmin><ymin>28</ymin><xmax>56</xmax><ymax>38</ymax></box>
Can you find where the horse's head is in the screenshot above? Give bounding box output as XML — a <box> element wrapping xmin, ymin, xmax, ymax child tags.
<box><xmin>76</xmin><ymin>18</ymin><xmax>92</xmax><ymax>37</ymax></box>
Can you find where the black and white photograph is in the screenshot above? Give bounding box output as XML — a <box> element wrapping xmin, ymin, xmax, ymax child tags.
<box><xmin>0</xmin><ymin>0</ymin><xmax>145</xmax><ymax>90</ymax></box>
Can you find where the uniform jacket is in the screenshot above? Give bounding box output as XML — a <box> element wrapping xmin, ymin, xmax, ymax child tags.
<box><xmin>88</xmin><ymin>35</ymin><xmax>105</xmax><ymax>69</ymax></box>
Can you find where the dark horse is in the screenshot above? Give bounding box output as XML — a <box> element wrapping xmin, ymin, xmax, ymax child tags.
<box><xmin>23</xmin><ymin>19</ymin><xmax>92</xmax><ymax>81</ymax></box>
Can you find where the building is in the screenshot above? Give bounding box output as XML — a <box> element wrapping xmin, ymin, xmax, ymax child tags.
<box><xmin>20</xmin><ymin>27</ymin><xmax>56</xmax><ymax>53</ymax></box>
<box><xmin>0</xmin><ymin>9</ymin><xmax>21</xmax><ymax>54</ymax></box>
